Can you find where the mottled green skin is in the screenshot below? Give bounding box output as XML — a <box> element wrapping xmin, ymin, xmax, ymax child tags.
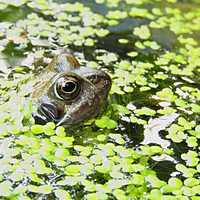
<box><xmin>32</xmin><ymin>53</ymin><xmax>112</xmax><ymax>127</ymax></box>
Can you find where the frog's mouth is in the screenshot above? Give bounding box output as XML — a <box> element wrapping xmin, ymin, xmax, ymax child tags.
<box><xmin>32</xmin><ymin>103</ymin><xmax>63</xmax><ymax>125</ymax></box>
<box><xmin>32</xmin><ymin>112</ymin><xmax>48</xmax><ymax>125</ymax></box>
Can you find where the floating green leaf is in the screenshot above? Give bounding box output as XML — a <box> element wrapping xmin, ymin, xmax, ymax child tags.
<box><xmin>95</xmin><ymin>116</ymin><xmax>117</xmax><ymax>129</ymax></box>
<box><xmin>133</xmin><ymin>25</ymin><xmax>151</xmax><ymax>40</ymax></box>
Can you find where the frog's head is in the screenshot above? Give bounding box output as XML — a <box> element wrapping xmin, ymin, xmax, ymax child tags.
<box><xmin>32</xmin><ymin>53</ymin><xmax>111</xmax><ymax>127</ymax></box>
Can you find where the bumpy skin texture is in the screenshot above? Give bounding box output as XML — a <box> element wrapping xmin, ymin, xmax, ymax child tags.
<box><xmin>32</xmin><ymin>53</ymin><xmax>112</xmax><ymax>127</ymax></box>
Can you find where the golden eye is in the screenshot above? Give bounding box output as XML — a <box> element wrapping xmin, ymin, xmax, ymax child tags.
<box><xmin>55</xmin><ymin>76</ymin><xmax>81</xmax><ymax>101</ymax></box>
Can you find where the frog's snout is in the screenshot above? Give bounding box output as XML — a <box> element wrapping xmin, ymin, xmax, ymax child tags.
<box><xmin>32</xmin><ymin>112</ymin><xmax>47</xmax><ymax>125</ymax></box>
<box><xmin>41</xmin><ymin>103</ymin><xmax>59</xmax><ymax>120</ymax></box>
<box><xmin>33</xmin><ymin>102</ymin><xmax>64</xmax><ymax>124</ymax></box>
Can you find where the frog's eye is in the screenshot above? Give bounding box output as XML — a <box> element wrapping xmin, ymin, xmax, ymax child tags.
<box><xmin>54</xmin><ymin>76</ymin><xmax>81</xmax><ymax>100</ymax></box>
<box><xmin>60</xmin><ymin>81</ymin><xmax>77</xmax><ymax>93</ymax></box>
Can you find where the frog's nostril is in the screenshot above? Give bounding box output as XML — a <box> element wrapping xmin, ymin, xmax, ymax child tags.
<box><xmin>39</xmin><ymin>103</ymin><xmax>59</xmax><ymax>121</ymax></box>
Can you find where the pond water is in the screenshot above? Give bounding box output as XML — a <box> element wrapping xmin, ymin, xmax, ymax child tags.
<box><xmin>0</xmin><ymin>0</ymin><xmax>200</xmax><ymax>199</ymax></box>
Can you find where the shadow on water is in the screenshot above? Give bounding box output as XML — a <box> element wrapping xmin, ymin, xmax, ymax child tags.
<box><xmin>151</xmin><ymin>160</ymin><xmax>176</xmax><ymax>181</ymax></box>
<box><xmin>118</xmin><ymin>121</ymin><xmax>144</xmax><ymax>147</ymax></box>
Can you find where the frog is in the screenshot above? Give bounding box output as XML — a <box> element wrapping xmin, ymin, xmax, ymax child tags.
<box><xmin>31</xmin><ymin>52</ymin><xmax>112</xmax><ymax>127</ymax></box>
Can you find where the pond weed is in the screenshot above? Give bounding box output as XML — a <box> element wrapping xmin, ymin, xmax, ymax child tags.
<box><xmin>0</xmin><ymin>0</ymin><xmax>200</xmax><ymax>199</ymax></box>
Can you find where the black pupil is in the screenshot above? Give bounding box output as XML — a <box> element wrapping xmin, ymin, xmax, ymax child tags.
<box><xmin>62</xmin><ymin>81</ymin><xmax>76</xmax><ymax>93</ymax></box>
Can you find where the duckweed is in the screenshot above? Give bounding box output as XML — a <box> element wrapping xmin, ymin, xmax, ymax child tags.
<box><xmin>0</xmin><ymin>0</ymin><xmax>200</xmax><ymax>199</ymax></box>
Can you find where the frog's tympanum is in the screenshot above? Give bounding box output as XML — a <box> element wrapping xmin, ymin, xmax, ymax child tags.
<box><xmin>32</xmin><ymin>53</ymin><xmax>112</xmax><ymax>127</ymax></box>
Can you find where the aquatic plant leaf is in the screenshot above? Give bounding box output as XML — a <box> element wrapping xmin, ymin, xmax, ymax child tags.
<box><xmin>107</xmin><ymin>10</ymin><xmax>127</xmax><ymax>19</ymax></box>
<box><xmin>184</xmin><ymin>178</ymin><xmax>199</xmax><ymax>187</ymax></box>
<box><xmin>65</xmin><ymin>165</ymin><xmax>81</xmax><ymax>175</ymax></box>
<box><xmin>31</xmin><ymin>124</ymin><xmax>44</xmax><ymax>134</ymax></box>
<box><xmin>113</xmin><ymin>189</ymin><xmax>127</xmax><ymax>200</ymax></box>
<box><xmin>108</xmin><ymin>133</ymin><xmax>125</xmax><ymax>145</ymax></box>
<box><xmin>95</xmin><ymin>116</ymin><xmax>117</xmax><ymax>129</ymax></box>
<box><xmin>28</xmin><ymin>185</ymin><xmax>52</xmax><ymax>194</ymax></box>
<box><xmin>0</xmin><ymin>181</ymin><xmax>12</xmax><ymax>197</ymax></box>
<box><xmin>176</xmin><ymin>164</ymin><xmax>197</xmax><ymax>178</ymax></box>
<box><xmin>54</xmin><ymin>189</ymin><xmax>71</xmax><ymax>200</ymax></box>
<box><xmin>145</xmin><ymin>175</ymin><xmax>166</xmax><ymax>188</ymax></box>
<box><xmin>133</xmin><ymin>25</ymin><xmax>151</xmax><ymax>40</ymax></box>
